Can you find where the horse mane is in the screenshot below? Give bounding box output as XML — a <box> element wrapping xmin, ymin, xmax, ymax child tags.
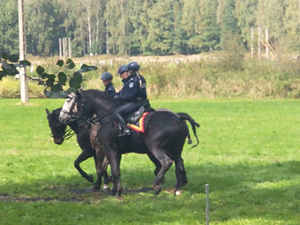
<box><xmin>81</xmin><ymin>89</ymin><xmax>122</xmax><ymax>106</ymax></box>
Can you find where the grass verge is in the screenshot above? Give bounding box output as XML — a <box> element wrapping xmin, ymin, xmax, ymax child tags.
<box><xmin>0</xmin><ymin>98</ymin><xmax>299</xmax><ymax>224</ymax></box>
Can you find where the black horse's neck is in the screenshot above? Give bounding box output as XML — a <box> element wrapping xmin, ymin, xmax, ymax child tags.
<box><xmin>82</xmin><ymin>89</ymin><xmax>122</xmax><ymax>119</ymax></box>
<box><xmin>68</xmin><ymin>120</ymin><xmax>80</xmax><ymax>133</ymax></box>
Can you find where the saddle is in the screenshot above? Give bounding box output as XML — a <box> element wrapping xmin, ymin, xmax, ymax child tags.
<box><xmin>124</xmin><ymin>106</ymin><xmax>145</xmax><ymax>124</ymax></box>
<box><xmin>123</xmin><ymin>106</ymin><xmax>154</xmax><ymax>133</ymax></box>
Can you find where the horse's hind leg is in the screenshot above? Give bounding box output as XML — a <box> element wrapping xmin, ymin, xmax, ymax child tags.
<box><xmin>147</xmin><ymin>153</ymin><xmax>165</xmax><ymax>183</ymax></box>
<box><xmin>74</xmin><ymin>150</ymin><xmax>94</xmax><ymax>183</ymax></box>
<box><xmin>151</xmin><ymin>150</ymin><xmax>173</xmax><ymax>195</ymax></box>
<box><xmin>174</xmin><ymin>156</ymin><xmax>187</xmax><ymax>196</ymax></box>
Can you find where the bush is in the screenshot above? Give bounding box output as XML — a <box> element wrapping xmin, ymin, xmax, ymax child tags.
<box><xmin>0</xmin><ymin>77</ymin><xmax>44</xmax><ymax>98</ymax></box>
<box><xmin>0</xmin><ymin>57</ymin><xmax>299</xmax><ymax>99</ymax></box>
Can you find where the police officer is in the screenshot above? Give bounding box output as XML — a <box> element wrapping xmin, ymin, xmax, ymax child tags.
<box><xmin>114</xmin><ymin>62</ymin><xmax>149</xmax><ymax>137</ymax></box>
<box><xmin>100</xmin><ymin>71</ymin><xmax>116</xmax><ymax>96</ymax></box>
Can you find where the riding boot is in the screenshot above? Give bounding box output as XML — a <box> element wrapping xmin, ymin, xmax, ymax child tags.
<box><xmin>115</xmin><ymin>112</ymin><xmax>131</xmax><ymax>137</ymax></box>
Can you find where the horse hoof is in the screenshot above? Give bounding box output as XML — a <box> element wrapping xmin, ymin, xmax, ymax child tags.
<box><xmin>103</xmin><ymin>184</ymin><xmax>110</xmax><ymax>191</ymax></box>
<box><xmin>87</xmin><ymin>175</ymin><xmax>94</xmax><ymax>183</ymax></box>
<box><xmin>174</xmin><ymin>189</ymin><xmax>183</xmax><ymax>196</ymax></box>
<box><xmin>153</xmin><ymin>186</ymin><xmax>162</xmax><ymax>195</ymax></box>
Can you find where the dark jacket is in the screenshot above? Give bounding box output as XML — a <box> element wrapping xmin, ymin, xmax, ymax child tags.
<box><xmin>104</xmin><ymin>82</ymin><xmax>116</xmax><ymax>96</ymax></box>
<box><xmin>117</xmin><ymin>73</ymin><xmax>147</xmax><ymax>103</ymax></box>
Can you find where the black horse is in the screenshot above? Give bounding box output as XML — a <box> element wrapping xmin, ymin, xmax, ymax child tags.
<box><xmin>46</xmin><ymin>107</ymin><xmax>111</xmax><ymax>190</ymax></box>
<box><xmin>59</xmin><ymin>89</ymin><xmax>200</xmax><ymax>197</ymax></box>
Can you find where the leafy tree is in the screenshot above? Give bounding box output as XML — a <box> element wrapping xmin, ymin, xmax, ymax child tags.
<box><xmin>218</xmin><ymin>0</ymin><xmax>241</xmax><ymax>48</ymax></box>
<box><xmin>0</xmin><ymin>52</ymin><xmax>97</xmax><ymax>98</ymax></box>
<box><xmin>198</xmin><ymin>0</ymin><xmax>221</xmax><ymax>52</ymax></box>
<box><xmin>0</xmin><ymin>0</ymin><xmax>19</xmax><ymax>54</ymax></box>
<box><xmin>104</xmin><ymin>0</ymin><xmax>131</xmax><ymax>55</ymax></box>
<box><xmin>25</xmin><ymin>0</ymin><xmax>64</xmax><ymax>56</ymax></box>
<box><xmin>181</xmin><ymin>0</ymin><xmax>201</xmax><ymax>54</ymax></box>
<box><xmin>143</xmin><ymin>0</ymin><xmax>178</xmax><ymax>55</ymax></box>
<box><xmin>235</xmin><ymin>0</ymin><xmax>258</xmax><ymax>50</ymax></box>
<box><xmin>0</xmin><ymin>53</ymin><xmax>30</xmax><ymax>80</ymax></box>
<box><xmin>127</xmin><ymin>0</ymin><xmax>147</xmax><ymax>55</ymax></box>
<box><xmin>1</xmin><ymin>0</ymin><xmax>300</xmax><ymax>56</ymax></box>
<box><xmin>283</xmin><ymin>0</ymin><xmax>300</xmax><ymax>50</ymax></box>
<box><xmin>171</xmin><ymin>0</ymin><xmax>188</xmax><ymax>54</ymax></box>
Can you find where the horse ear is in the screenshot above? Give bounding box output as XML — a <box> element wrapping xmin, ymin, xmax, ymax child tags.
<box><xmin>45</xmin><ymin>108</ymin><xmax>50</xmax><ymax>115</ymax></box>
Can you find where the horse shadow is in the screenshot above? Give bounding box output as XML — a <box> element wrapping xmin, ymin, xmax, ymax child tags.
<box><xmin>1</xmin><ymin>159</ymin><xmax>299</xmax><ymax>223</ymax></box>
<box><xmin>1</xmin><ymin>159</ymin><xmax>299</xmax><ymax>197</ymax></box>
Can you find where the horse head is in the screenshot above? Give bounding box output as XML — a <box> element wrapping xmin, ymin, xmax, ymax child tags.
<box><xmin>59</xmin><ymin>92</ymin><xmax>77</xmax><ymax>124</ymax></box>
<box><xmin>46</xmin><ymin>108</ymin><xmax>67</xmax><ymax>145</ymax></box>
<box><xmin>73</xmin><ymin>90</ymin><xmax>96</xmax><ymax>130</ymax></box>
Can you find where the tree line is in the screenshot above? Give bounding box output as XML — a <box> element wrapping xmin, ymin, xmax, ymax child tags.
<box><xmin>1</xmin><ymin>0</ymin><xmax>300</xmax><ymax>57</ymax></box>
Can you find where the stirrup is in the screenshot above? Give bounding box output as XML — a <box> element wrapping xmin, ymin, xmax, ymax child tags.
<box><xmin>118</xmin><ymin>129</ymin><xmax>131</xmax><ymax>137</ymax></box>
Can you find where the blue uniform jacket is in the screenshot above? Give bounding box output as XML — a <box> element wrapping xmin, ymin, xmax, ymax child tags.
<box><xmin>117</xmin><ymin>74</ymin><xmax>147</xmax><ymax>103</ymax></box>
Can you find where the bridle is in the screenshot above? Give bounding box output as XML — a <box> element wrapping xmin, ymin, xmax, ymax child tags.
<box><xmin>60</xmin><ymin>93</ymin><xmax>77</xmax><ymax>124</ymax></box>
<box><xmin>50</xmin><ymin>123</ymin><xmax>75</xmax><ymax>140</ymax></box>
<box><xmin>49</xmin><ymin>113</ymin><xmax>76</xmax><ymax>141</ymax></box>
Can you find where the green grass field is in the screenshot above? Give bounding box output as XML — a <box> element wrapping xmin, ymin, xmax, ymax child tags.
<box><xmin>0</xmin><ymin>98</ymin><xmax>299</xmax><ymax>225</ymax></box>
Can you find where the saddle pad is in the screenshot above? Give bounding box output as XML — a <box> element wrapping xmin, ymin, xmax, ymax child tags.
<box><xmin>128</xmin><ymin>112</ymin><xmax>148</xmax><ymax>133</ymax></box>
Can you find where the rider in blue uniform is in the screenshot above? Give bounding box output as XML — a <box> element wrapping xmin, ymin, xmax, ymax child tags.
<box><xmin>100</xmin><ymin>72</ymin><xmax>116</xmax><ymax>96</ymax></box>
<box><xmin>114</xmin><ymin>62</ymin><xmax>150</xmax><ymax>137</ymax></box>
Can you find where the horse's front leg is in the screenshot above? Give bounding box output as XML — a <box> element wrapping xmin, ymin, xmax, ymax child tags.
<box><xmin>101</xmin><ymin>156</ymin><xmax>111</xmax><ymax>191</ymax></box>
<box><xmin>92</xmin><ymin>149</ymin><xmax>107</xmax><ymax>191</ymax></box>
<box><xmin>107</xmin><ymin>149</ymin><xmax>122</xmax><ymax>199</ymax></box>
<box><xmin>74</xmin><ymin>150</ymin><xmax>94</xmax><ymax>183</ymax></box>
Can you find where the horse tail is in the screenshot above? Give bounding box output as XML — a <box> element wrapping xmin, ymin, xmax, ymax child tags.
<box><xmin>177</xmin><ymin>112</ymin><xmax>200</xmax><ymax>149</ymax></box>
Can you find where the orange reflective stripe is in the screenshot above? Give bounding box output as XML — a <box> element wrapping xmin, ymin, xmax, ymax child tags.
<box><xmin>128</xmin><ymin>112</ymin><xmax>148</xmax><ymax>133</ymax></box>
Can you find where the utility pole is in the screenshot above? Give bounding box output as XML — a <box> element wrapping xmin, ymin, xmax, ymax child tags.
<box><xmin>18</xmin><ymin>0</ymin><xmax>28</xmax><ymax>103</ymax></box>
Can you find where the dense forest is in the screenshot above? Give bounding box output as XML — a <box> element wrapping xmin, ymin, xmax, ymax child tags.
<box><xmin>1</xmin><ymin>0</ymin><xmax>300</xmax><ymax>57</ymax></box>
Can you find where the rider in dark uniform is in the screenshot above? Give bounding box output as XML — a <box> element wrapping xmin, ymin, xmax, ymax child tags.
<box><xmin>114</xmin><ymin>62</ymin><xmax>149</xmax><ymax>137</ymax></box>
<box><xmin>100</xmin><ymin>72</ymin><xmax>116</xmax><ymax>96</ymax></box>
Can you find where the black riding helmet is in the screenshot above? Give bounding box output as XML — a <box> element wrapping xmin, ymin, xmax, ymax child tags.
<box><xmin>101</xmin><ymin>72</ymin><xmax>113</xmax><ymax>80</ymax></box>
<box><xmin>127</xmin><ymin>62</ymin><xmax>140</xmax><ymax>72</ymax></box>
<box><xmin>118</xmin><ymin>65</ymin><xmax>128</xmax><ymax>74</ymax></box>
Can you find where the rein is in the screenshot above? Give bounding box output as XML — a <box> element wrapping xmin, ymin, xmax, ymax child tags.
<box><xmin>50</xmin><ymin>123</ymin><xmax>76</xmax><ymax>140</ymax></box>
<box><xmin>63</xmin><ymin>127</ymin><xmax>76</xmax><ymax>140</ymax></box>
<box><xmin>85</xmin><ymin>102</ymin><xmax>122</xmax><ymax>125</ymax></box>
<box><xmin>82</xmin><ymin>102</ymin><xmax>122</xmax><ymax>139</ymax></box>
